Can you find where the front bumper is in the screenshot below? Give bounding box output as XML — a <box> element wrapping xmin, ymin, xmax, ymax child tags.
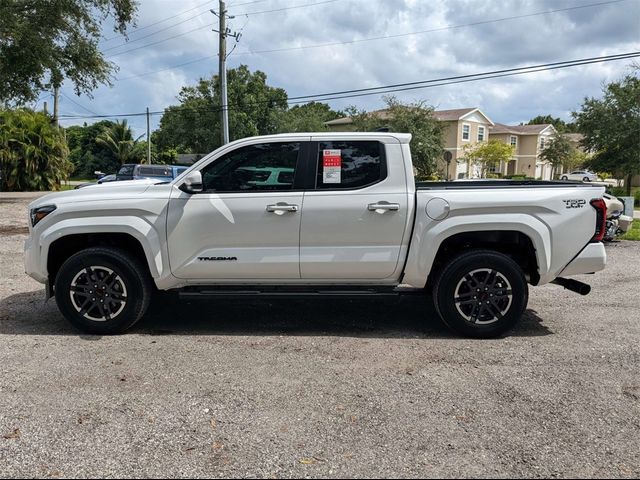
<box><xmin>559</xmin><ymin>242</ymin><xmax>607</xmax><ymax>277</ymax></box>
<box><xmin>24</xmin><ymin>235</ymin><xmax>47</xmax><ymax>284</ymax></box>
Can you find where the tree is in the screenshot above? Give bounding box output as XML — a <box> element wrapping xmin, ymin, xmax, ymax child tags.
<box><xmin>67</xmin><ymin>120</ymin><xmax>119</xmax><ymax>177</ymax></box>
<box><xmin>0</xmin><ymin>1</ymin><xmax>138</xmax><ymax>105</ymax></box>
<box><xmin>574</xmin><ymin>74</ymin><xmax>640</xmax><ymax>194</ymax></box>
<box><xmin>274</xmin><ymin>102</ymin><xmax>342</xmax><ymax>133</ymax></box>
<box><xmin>0</xmin><ymin>109</ymin><xmax>72</xmax><ymax>191</ymax></box>
<box><xmin>153</xmin><ymin>65</ymin><xmax>288</xmax><ymax>154</ymax></box>
<box><xmin>526</xmin><ymin>115</ymin><xmax>577</xmax><ymax>133</ymax></box>
<box><xmin>540</xmin><ymin>133</ymin><xmax>573</xmax><ymax>178</ymax></box>
<box><xmin>96</xmin><ymin>119</ymin><xmax>143</xmax><ymax>165</ymax></box>
<box><xmin>462</xmin><ymin>140</ymin><xmax>515</xmax><ymax>178</ymax></box>
<box><xmin>346</xmin><ymin>96</ymin><xmax>445</xmax><ymax>177</ymax></box>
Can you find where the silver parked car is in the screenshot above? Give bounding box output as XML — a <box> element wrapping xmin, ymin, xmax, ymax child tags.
<box><xmin>561</xmin><ymin>170</ymin><xmax>598</xmax><ymax>182</ymax></box>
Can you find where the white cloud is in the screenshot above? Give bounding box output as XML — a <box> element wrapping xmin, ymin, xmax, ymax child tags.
<box><xmin>48</xmin><ymin>0</ymin><xmax>640</xmax><ymax>136</ymax></box>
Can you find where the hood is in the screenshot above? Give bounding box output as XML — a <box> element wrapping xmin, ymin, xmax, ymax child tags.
<box><xmin>29</xmin><ymin>179</ymin><xmax>159</xmax><ymax>209</ymax></box>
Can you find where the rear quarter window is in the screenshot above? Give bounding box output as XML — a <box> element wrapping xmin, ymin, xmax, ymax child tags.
<box><xmin>315</xmin><ymin>141</ymin><xmax>386</xmax><ymax>190</ymax></box>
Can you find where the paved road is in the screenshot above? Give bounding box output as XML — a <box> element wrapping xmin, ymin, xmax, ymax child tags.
<box><xmin>1</xmin><ymin>195</ymin><xmax>639</xmax><ymax>478</ymax></box>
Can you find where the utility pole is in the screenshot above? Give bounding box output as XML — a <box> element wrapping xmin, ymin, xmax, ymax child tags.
<box><xmin>212</xmin><ymin>2</ymin><xmax>241</xmax><ymax>145</ymax></box>
<box><xmin>52</xmin><ymin>86</ymin><xmax>59</xmax><ymax>127</ymax></box>
<box><xmin>146</xmin><ymin>107</ymin><xmax>151</xmax><ymax>164</ymax></box>
<box><xmin>219</xmin><ymin>0</ymin><xmax>228</xmax><ymax>145</ymax></box>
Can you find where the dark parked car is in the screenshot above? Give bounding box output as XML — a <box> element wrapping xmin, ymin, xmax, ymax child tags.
<box><xmin>116</xmin><ymin>164</ymin><xmax>188</xmax><ymax>181</ymax></box>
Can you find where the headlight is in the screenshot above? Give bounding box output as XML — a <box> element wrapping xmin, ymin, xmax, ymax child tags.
<box><xmin>30</xmin><ymin>205</ymin><xmax>56</xmax><ymax>226</ymax></box>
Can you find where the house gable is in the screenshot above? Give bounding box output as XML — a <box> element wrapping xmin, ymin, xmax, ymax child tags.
<box><xmin>459</xmin><ymin>109</ymin><xmax>494</xmax><ymax>126</ymax></box>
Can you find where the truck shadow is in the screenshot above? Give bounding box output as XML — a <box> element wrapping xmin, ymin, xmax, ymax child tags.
<box><xmin>0</xmin><ymin>289</ymin><xmax>553</xmax><ymax>339</ymax></box>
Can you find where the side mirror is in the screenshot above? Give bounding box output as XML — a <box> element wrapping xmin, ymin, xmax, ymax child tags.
<box><xmin>179</xmin><ymin>171</ymin><xmax>203</xmax><ymax>194</ymax></box>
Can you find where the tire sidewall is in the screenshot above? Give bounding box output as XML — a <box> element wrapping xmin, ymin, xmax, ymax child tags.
<box><xmin>55</xmin><ymin>250</ymin><xmax>146</xmax><ymax>334</ymax></box>
<box><xmin>435</xmin><ymin>251</ymin><xmax>528</xmax><ymax>338</ymax></box>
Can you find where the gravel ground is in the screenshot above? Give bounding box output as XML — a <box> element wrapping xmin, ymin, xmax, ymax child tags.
<box><xmin>1</xmin><ymin>193</ymin><xmax>639</xmax><ymax>479</ymax></box>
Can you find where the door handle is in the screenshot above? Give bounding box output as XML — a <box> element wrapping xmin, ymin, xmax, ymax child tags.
<box><xmin>266</xmin><ymin>203</ymin><xmax>299</xmax><ymax>214</ymax></box>
<box><xmin>368</xmin><ymin>202</ymin><xmax>400</xmax><ymax>213</ymax></box>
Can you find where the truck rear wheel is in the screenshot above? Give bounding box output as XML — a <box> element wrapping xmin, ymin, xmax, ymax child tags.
<box><xmin>54</xmin><ymin>247</ymin><xmax>152</xmax><ymax>334</ymax></box>
<box><xmin>433</xmin><ymin>250</ymin><xmax>528</xmax><ymax>338</ymax></box>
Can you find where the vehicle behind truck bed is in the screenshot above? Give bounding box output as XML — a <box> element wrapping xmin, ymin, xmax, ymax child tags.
<box><xmin>25</xmin><ymin>132</ymin><xmax>607</xmax><ymax>338</ymax></box>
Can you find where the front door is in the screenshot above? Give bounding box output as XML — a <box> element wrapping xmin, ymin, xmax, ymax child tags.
<box><xmin>167</xmin><ymin>141</ymin><xmax>305</xmax><ymax>280</ymax></box>
<box><xmin>299</xmin><ymin>139</ymin><xmax>409</xmax><ymax>280</ymax></box>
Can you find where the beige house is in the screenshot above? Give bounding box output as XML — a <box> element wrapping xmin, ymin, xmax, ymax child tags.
<box><xmin>324</xmin><ymin>107</ymin><xmax>495</xmax><ymax>180</ymax></box>
<box><xmin>488</xmin><ymin>124</ymin><xmax>557</xmax><ymax>180</ymax></box>
<box><xmin>433</xmin><ymin>108</ymin><xmax>494</xmax><ymax>180</ymax></box>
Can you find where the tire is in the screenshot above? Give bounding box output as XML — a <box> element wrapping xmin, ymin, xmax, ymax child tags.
<box><xmin>433</xmin><ymin>250</ymin><xmax>528</xmax><ymax>338</ymax></box>
<box><xmin>54</xmin><ymin>247</ymin><xmax>153</xmax><ymax>334</ymax></box>
<box><xmin>583</xmin><ymin>177</ymin><xmax>590</xmax><ymax>182</ymax></box>
<box><xmin>561</xmin><ymin>176</ymin><xmax>568</xmax><ymax>180</ymax></box>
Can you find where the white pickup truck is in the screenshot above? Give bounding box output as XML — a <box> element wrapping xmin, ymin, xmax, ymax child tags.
<box><xmin>25</xmin><ymin>133</ymin><xmax>607</xmax><ymax>337</ymax></box>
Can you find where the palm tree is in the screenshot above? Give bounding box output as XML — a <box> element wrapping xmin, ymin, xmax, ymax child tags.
<box><xmin>0</xmin><ymin>109</ymin><xmax>70</xmax><ymax>191</ymax></box>
<box><xmin>96</xmin><ymin>119</ymin><xmax>143</xmax><ymax>164</ymax></box>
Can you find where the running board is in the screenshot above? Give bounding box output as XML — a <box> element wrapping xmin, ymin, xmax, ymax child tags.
<box><xmin>179</xmin><ymin>285</ymin><xmax>423</xmax><ymax>298</ymax></box>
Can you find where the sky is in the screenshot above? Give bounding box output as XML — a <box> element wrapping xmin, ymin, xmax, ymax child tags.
<box><xmin>41</xmin><ymin>0</ymin><xmax>640</xmax><ymax>137</ymax></box>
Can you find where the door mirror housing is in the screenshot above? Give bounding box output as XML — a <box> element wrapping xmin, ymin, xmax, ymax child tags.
<box><xmin>179</xmin><ymin>171</ymin><xmax>203</xmax><ymax>194</ymax></box>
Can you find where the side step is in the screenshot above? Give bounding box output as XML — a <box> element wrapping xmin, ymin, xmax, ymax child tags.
<box><xmin>179</xmin><ymin>285</ymin><xmax>423</xmax><ymax>299</ymax></box>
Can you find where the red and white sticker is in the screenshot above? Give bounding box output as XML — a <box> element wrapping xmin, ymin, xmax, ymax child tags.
<box><xmin>322</xmin><ymin>149</ymin><xmax>341</xmax><ymax>184</ymax></box>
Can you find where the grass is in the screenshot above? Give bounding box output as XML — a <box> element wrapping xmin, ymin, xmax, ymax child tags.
<box><xmin>59</xmin><ymin>184</ymin><xmax>76</xmax><ymax>191</ymax></box>
<box><xmin>621</xmin><ymin>217</ymin><xmax>640</xmax><ymax>241</ymax></box>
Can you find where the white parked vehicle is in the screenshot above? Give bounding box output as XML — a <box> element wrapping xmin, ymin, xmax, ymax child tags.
<box><xmin>561</xmin><ymin>170</ymin><xmax>599</xmax><ymax>182</ymax></box>
<box><xmin>25</xmin><ymin>133</ymin><xmax>608</xmax><ymax>338</ymax></box>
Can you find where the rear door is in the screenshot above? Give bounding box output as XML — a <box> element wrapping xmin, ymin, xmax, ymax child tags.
<box><xmin>299</xmin><ymin>138</ymin><xmax>409</xmax><ymax>280</ymax></box>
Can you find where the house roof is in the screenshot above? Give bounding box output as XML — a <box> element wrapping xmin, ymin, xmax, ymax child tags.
<box><xmin>432</xmin><ymin>108</ymin><xmax>476</xmax><ymax>121</ymax></box>
<box><xmin>324</xmin><ymin>107</ymin><xmax>494</xmax><ymax>126</ymax></box>
<box><xmin>490</xmin><ymin>123</ymin><xmax>555</xmax><ymax>135</ymax></box>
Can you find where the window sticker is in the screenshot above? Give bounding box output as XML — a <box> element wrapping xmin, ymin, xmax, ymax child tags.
<box><xmin>322</xmin><ymin>149</ymin><xmax>341</xmax><ymax>183</ymax></box>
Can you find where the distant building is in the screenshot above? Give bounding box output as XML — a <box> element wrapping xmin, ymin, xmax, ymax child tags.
<box><xmin>489</xmin><ymin>124</ymin><xmax>557</xmax><ymax>180</ymax></box>
<box><xmin>324</xmin><ymin>107</ymin><xmax>494</xmax><ymax>180</ymax></box>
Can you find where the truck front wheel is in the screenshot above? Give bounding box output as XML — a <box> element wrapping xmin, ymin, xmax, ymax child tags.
<box><xmin>433</xmin><ymin>250</ymin><xmax>528</xmax><ymax>338</ymax></box>
<box><xmin>54</xmin><ymin>247</ymin><xmax>152</xmax><ymax>334</ymax></box>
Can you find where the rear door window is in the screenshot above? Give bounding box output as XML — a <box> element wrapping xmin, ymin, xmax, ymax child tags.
<box><xmin>315</xmin><ymin>141</ymin><xmax>386</xmax><ymax>189</ymax></box>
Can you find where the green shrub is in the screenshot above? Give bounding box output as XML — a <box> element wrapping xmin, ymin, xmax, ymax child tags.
<box><xmin>0</xmin><ymin>109</ymin><xmax>72</xmax><ymax>191</ymax></box>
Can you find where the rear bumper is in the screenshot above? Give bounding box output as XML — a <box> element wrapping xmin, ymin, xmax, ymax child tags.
<box><xmin>559</xmin><ymin>242</ymin><xmax>607</xmax><ymax>277</ymax></box>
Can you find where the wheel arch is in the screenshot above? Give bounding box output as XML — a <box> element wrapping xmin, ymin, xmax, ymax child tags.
<box><xmin>42</xmin><ymin>221</ymin><xmax>163</xmax><ymax>286</ymax></box>
<box><xmin>402</xmin><ymin>215</ymin><xmax>550</xmax><ymax>288</ymax></box>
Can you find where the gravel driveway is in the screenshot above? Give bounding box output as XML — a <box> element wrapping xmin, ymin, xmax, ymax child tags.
<box><xmin>1</xmin><ymin>193</ymin><xmax>639</xmax><ymax>478</ymax></box>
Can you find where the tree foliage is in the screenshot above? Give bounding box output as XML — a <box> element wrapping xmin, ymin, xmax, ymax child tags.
<box><xmin>0</xmin><ymin>109</ymin><xmax>71</xmax><ymax>191</ymax></box>
<box><xmin>96</xmin><ymin>119</ymin><xmax>142</xmax><ymax>165</ymax></box>
<box><xmin>274</xmin><ymin>102</ymin><xmax>342</xmax><ymax>133</ymax></box>
<box><xmin>463</xmin><ymin>140</ymin><xmax>515</xmax><ymax>178</ymax></box>
<box><xmin>345</xmin><ymin>96</ymin><xmax>445</xmax><ymax>177</ymax></box>
<box><xmin>526</xmin><ymin>115</ymin><xmax>577</xmax><ymax>133</ymax></box>
<box><xmin>539</xmin><ymin>133</ymin><xmax>574</xmax><ymax>177</ymax></box>
<box><xmin>0</xmin><ymin>0</ymin><xmax>138</xmax><ymax>105</ymax></box>
<box><xmin>573</xmin><ymin>73</ymin><xmax>640</xmax><ymax>194</ymax></box>
<box><xmin>153</xmin><ymin>65</ymin><xmax>288</xmax><ymax>154</ymax></box>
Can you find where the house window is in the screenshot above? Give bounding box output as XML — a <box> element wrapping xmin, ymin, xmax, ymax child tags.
<box><xmin>510</xmin><ymin>136</ymin><xmax>517</xmax><ymax>147</ymax></box>
<box><xmin>462</xmin><ymin>124</ymin><xmax>470</xmax><ymax>141</ymax></box>
<box><xmin>477</xmin><ymin>126</ymin><xmax>485</xmax><ymax>142</ymax></box>
<box><xmin>540</xmin><ymin>137</ymin><xmax>546</xmax><ymax>149</ymax></box>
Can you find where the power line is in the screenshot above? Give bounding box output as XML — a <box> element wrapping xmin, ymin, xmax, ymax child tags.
<box><xmin>229</xmin><ymin>0</ymin><xmax>342</xmax><ymax>16</ymax></box>
<box><xmin>112</xmin><ymin>0</ymin><xmax>627</xmax><ymax>79</ymax></box>
<box><xmin>60</xmin><ymin>92</ymin><xmax>100</xmax><ymax>116</ymax></box>
<box><xmin>105</xmin><ymin>0</ymin><xmax>346</xmax><ymax>57</ymax></box>
<box><xmin>230</xmin><ymin>0</ymin><xmax>627</xmax><ymax>57</ymax></box>
<box><xmin>102</xmin><ymin>0</ymin><xmax>214</xmax><ymax>42</ymax></box>
<box><xmin>102</xmin><ymin>10</ymin><xmax>210</xmax><ymax>53</ymax></box>
<box><xmin>58</xmin><ymin>51</ymin><xmax>640</xmax><ymax>120</ymax></box>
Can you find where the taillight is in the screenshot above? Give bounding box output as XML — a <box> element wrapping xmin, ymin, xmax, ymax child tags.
<box><xmin>590</xmin><ymin>198</ymin><xmax>607</xmax><ymax>242</ymax></box>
